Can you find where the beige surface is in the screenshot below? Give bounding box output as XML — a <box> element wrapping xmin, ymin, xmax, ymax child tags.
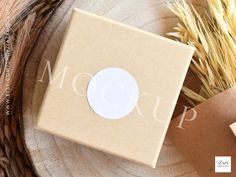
<box><xmin>22</xmin><ymin>0</ymin><xmax>207</xmax><ymax>176</ymax></box>
<box><xmin>36</xmin><ymin>9</ymin><xmax>194</xmax><ymax>167</ymax></box>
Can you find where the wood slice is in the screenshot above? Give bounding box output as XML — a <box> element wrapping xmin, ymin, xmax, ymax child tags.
<box><xmin>22</xmin><ymin>0</ymin><xmax>207</xmax><ymax>176</ymax></box>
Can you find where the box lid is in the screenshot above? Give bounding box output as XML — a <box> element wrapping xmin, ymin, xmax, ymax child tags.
<box><xmin>37</xmin><ymin>9</ymin><xmax>194</xmax><ymax>167</ymax></box>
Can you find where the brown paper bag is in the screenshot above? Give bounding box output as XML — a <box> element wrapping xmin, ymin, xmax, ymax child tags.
<box><xmin>168</xmin><ymin>87</ymin><xmax>236</xmax><ymax>176</ymax></box>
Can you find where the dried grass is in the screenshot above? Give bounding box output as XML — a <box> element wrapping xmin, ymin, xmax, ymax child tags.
<box><xmin>168</xmin><ymin>0</ymin><xmax>236</xmax><ymax>104</ymax></box>
<box><xmin>0</xmin><ymin>14</ymin><xmax>35</xmax><ymax>106</ymax></box>
<box><xmin>0</xmin><ymin>1</ymin><xmax>63</xmax><ymax>176</ymax></box>
<box><xmin>0</xmin><ymin>0</ymin><xmax>34</xmax><ymax>35</ymax></box>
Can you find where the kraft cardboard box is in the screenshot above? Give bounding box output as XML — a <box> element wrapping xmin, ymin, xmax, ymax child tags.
<box><xmin>36</xmin><ymin>9</ymin><xmax>194</xmax><ymax>167</ymax></box>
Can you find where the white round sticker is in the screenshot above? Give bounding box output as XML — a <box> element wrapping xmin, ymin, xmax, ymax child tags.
<box><xmin>87</xmin><ymin>67</ymin><xmax>139</xmax><ymax>120</ymax></box>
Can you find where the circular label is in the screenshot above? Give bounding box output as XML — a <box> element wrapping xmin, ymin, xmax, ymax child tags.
<box><xmin>87</xmin><ymin>67</ymin><xmax>139</xmax><ymax>120</ymax></box>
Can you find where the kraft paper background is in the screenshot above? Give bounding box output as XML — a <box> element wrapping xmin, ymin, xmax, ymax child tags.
<box><xmin>168</xmin><ymin>87</ymin><xmax>236</xmax><ymax>176</ymax></box>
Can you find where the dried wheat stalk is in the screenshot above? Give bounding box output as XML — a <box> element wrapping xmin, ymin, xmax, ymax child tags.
<box><xmin>0</xmin><ymin>0</ymin><xmax>33</xmax><ymax>34</ymax></box>
<box><xmin>0</xmin><ymin>1</ymin><xmax>64</xmax><ymax>176</ymax></box>
<box><xmin>168</xmin><ymin>0</ymin><xmax>236</xmax><ymax>105</ymax></box>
